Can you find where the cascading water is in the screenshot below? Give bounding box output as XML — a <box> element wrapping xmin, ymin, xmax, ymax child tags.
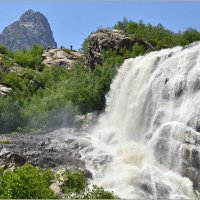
<box><xmin>80</xmin><ymin>42</ymin><xmax>200</xmax><ymax>199</ymax></box>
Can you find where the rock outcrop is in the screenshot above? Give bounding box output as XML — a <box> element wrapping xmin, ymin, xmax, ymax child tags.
<box><xmin>0</xmin><ymin>10</ymin><xmax>57</xmax><ymax>51</ymax></box>
<box><xmin>42</xmin><ymin>49</ymin><xmax>82</xmax><ymax>69</ymax></box>
<box><xmin>0</xmin><ymin>128</ymin><xmax>91</xmax><ymax>173</ymax></box>
<box><xmin>85</xmin><ymin>29</ymin><xmax>154</xmax><ymax>70</ymax></box>
<box><xmin>0</xmin><ymin>84</ymin><xmax>12</xmax><ymax>96</ymax></box>
<box><xmin>86</xmin><ymin>29</ymin><xmax>133</xmax><ymax>69</ymax></box>
<box><xmin>0</xmin><ymin>54</ymin><xmax>24</xmax><ymax>73</ymax></box>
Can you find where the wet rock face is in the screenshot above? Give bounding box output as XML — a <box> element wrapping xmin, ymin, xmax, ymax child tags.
<box><xmin>0</xmin><ymin>128</ymin><xmax>90</xmax><ymax>173</ymax></box>
<box><xmin>0</xmin><ymin>9</ymin><xmax>57</xmax><ymax>51</ymax></box>
<box><xmin>150</xmin><ymin>123</ymin><xmax>200</xmax><ymax>190</ymax></box>
<box><xmin>181</xmin><ymin>130</ymin><xmax>200</xmax><ymax>189</ymax></box>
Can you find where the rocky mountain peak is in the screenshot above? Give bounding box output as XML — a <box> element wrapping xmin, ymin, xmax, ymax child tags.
<box><xmin>20</xmin><ymin>9</ymin><xmax>36</xmax><ymax>20</ymax></box>
<box><xmin>0</xmin><ymin>10</ymin><xmax>57</xmax><ymax>51</ymax></box>
<box><xmin>20</xmin><ymin>9</ymin><xmax>46</xmax><ymax>24</ymax></box>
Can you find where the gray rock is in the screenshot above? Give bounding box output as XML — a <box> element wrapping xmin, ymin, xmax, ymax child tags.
<box><xmin>74</xmin><ymin>111</ymin><xmax>99</xmax><ymax>129</ymax></box>
<box><xmin>85</xmin><ymin>29</ymin><xmax>154</xmax><ymax>70</ymax></box>
<box><xmin>50</xmin><ymin>182</ymin><xmax>62</xmax><ymax>195</ymax></box>
<box><xmin>0</xmin><ymin>10</ymin><xmax>57</xmax><ymax>51</ymax></box>
<box><xmin>42</xmin><ymin>49</ymin><xmax>82</xmax><ymax>69</ymax></box>
<box><xmin>0</xmin><ymin>84</ymin><xmax>12</xmax><ymax>96</ymax></box>
<box><xmin>0</xmin><ymin>128</ymin><xmax>91</xmax><ymax>173</ymax></box>
<box><xmin>0</xmin><ymin>148</ymin><xmax>26</xmax><ymax>169</ymax></box>
<box><xmin>86</xmin><ymin>29</ymin><xmax>133</xmax><ymax>69</ymax></box>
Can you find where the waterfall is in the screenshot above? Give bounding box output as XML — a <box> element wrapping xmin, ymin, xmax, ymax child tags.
<box><xmin>81</xmin><ymin>42</ymin><xmax>200</xmax><ymax>199</ymax></box>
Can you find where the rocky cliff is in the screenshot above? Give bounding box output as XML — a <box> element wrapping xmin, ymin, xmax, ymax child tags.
<box><xmin>42</xmin><ymin>49</ymin><xmax>82</xmax><ymax>70</ymax></box>
<box><xmin>86</xmin><ymin>29</ymin><xmax>154</xmax><ymax>70</ymax></box>
<box><xmin>0</xmin><ymin>10</ymin><xmax>57</xmax><ymax>51</ymax></box>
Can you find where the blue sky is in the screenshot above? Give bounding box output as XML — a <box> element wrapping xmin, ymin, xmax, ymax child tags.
<box><xmin>0</xmin><ymin>1</ymin><xmax>200</xmax><ymax>50</ymax></box>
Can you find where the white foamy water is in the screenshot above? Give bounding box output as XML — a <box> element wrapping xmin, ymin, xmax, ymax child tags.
<box><xmin>80</xmin><ymin>42</ymin><xmax>200</xmax><ymax>199</ymax></box>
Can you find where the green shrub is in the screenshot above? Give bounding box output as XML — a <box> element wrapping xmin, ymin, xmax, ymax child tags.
<box><xmin>12</xmin><ymin>44</ymin><xmax>44</xmax><ymax>70</ymax></box>
<box><xmin>1</xmin><ymin>55</ymin><xmax>15</xmax><ymax>68</ymax></box>
<box><xmin>0</xmin><ymin>96</ymin><xmax>22</xmax><ymax>133</ymax></box>
<box><xmin>56</xmin><ymin>169</ymin><xmax>87</xmax><ymax>194</ymax></box>
<box><xmin>0</xmin><ymin>164</ymin><xmax>56</xmax><ymax>199</ymax></box>
<box><xmin>181</xmin><ymin>28</ymin><xmax>200</xmax><ymax>45</ymax></box>
<box><xmin>0</xmin><ymin>45</ymin><xmax>9</xmax><ymax>55</ymax></box>
<box><xmin>72</xmin><ymin>184</ymin><xmax>119</xmax><ymax>199</ymax></box>
<box><xmin>114</xmin><ymin>18</ymin><xmax>200</xmax><ymax>50</ymax></box>
<box><xmin>0</xmin><ymin>165</ymin><xmax>119</xmax><ymax>199</ymax></box>
<box><xmin>56</xmin><ymin>168</ymin><xmax>119</xmax><ymax>199</ymax></box>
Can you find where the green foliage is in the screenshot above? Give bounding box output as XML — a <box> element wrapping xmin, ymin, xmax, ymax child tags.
<box><xmin>0</xmin><ymin>55</ymin><xmax>15</xmax><ymax>68</ymax></box>
<box><xmin>0</xmin><ymin>45</ymin><xmax>9</xmax><ymax>55</ymax></box>
<box><xmin>56</xmin><ymin>169</ymin><xmax>119</xmax><ymax>199</ymax></box>
<box><xmin>181</xmin><ymin>28</ymin><xmax>200</xmax><ymax>45</ymax></box>
<box><xmin>0</xmin><ymin>164</ymin><xmax>56</xmax><ymax>199</ymax></box>
<box><xmin>114</xmin><ymin>18</ymin><xmax>200</xmax><ymax>50</ymax></box>
<box><xmin>12</xmin><ymin>45</ymin><xmax>44</xmax><ymax>70</ymax></box>
<box><xmin>19</xmin><ymin>66</ymin><xmax>77</xmax><ymax>131</ymax></box>
<box><xmin>81</xmin><ymin>37</ymin><xmax>90</xmax><ymax>56</ymax></box>
<box><xmin>56</xmin><ymin>169</ymin><xmax>87</xmax><ymax>194</ymax></box>
<box><xmin>0</xmin><ymin>165</ymin><xmax>119</xmax><ymax>199</ymax></box>
<box><xmin>0</xmin><ymin>96</ymin><xmax>22</xmax><ymax>133</ymax></box>
<box><xmin>60</xmin><ymin>60</ymin><xmax>117</xmax><ymax>113</ymax></box>
<box><xmin>22</xmin><ymin>95</ymin><xmax>76</xmax><ymax>131</ymax></box>
<box><xmin>75</xmin><ymin>184</ymin><xmax>119</xmax><ymax>199</ymax></box>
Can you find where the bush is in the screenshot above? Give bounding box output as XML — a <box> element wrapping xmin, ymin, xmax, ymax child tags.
<box><xmin>114</xmin><ymin>18</ymin><xmax>200</xmax><ymax>50</ymax></box>
<box><xmin>0</xmin><ymin>45</ymin><xmax>9</xmax><ymax>55</ymax></box>
<box><xmin>0</xmin><ymin>96</ymin><xmax>22</xmax><ymax>133</ymax></box>
<box><xmin>0</xmin><ymin>164</ymin><xmax>56</xmax><ymax>199</ymax></box>
<box><xmin>56</xmin><ymin>169</ymin><xmax>87</xmax><ymax>194</ymax></box>
<box><xmin>0</xmin><ymin>165</ymin><xmax>119</xmax><ymax>199</ymax></box>
<box><xmin>12</xmin><ymin>44</ymin><xmax>44</xmax><ymax>70</ymax></box>
<box><xmin>76</xmin><ymin>184</ymin><xmax>120</xmax><ymax>199</ymax></box>
<box><xmin>0</xmin><ymin>55</ymin><xmax>15</xmax><ymax>68</ymax></box>
<box><xmin>56</xmin><ymin>168</ymin><xmax>119</xmax><ymax>199</ymax></box>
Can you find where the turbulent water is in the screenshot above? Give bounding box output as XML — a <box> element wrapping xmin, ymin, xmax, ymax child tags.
<box><xmin>79</xmin><ymin>42</ymin><xmax>200</xmax><ymax>199</ymax></box>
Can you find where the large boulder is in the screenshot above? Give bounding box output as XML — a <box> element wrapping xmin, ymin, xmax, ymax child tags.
<box><xmin>86</xmin><ymin>29</ymin><xmax>133</xmax><ymax>69</ymax></box>
<box><xmin>42</xmin><ymin>49</ymin><xmax>82</xmax><ymax>69</ymax></box>
<box><xmin>0</xmin><ymin>10</ymin><xmax>57</xmax><ymax>51</ymax></box>
<box><xmin>0</xmin><ymin>84</ymin><xmax>12</xmax><ymax>96</ymax></box>
<box><xmin>85</xmin><ymin>29</ymin><xmax>154</xmax><ymax>70</ymax></box>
